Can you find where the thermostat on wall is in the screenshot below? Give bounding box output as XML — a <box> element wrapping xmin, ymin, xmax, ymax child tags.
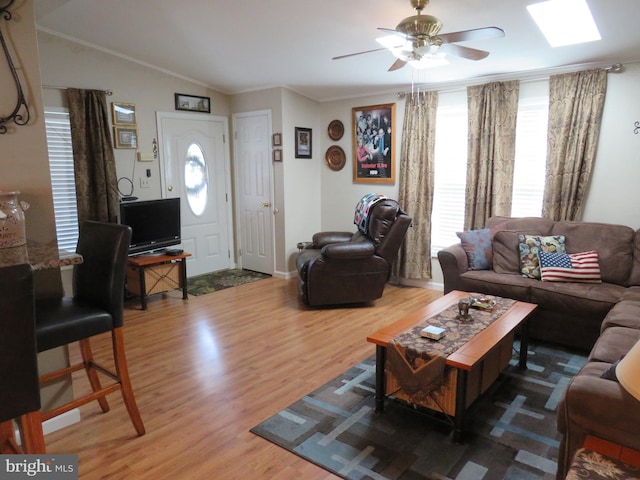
<box><xmin>137</xmin><ymin>152</ymin><xmax>154</xmax><ymax>162</ymax></box>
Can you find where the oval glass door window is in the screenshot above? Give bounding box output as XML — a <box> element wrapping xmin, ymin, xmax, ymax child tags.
<box><xmin>184</xmin><ymin>143</ymin><xmax>208</xmax><ymax>216</ymax></box>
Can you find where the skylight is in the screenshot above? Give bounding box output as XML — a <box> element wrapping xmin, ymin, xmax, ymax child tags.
<box><xmin>527</xmin><ymin>0</ymin><xmax>601</xmax><ymax>47</ymax></box>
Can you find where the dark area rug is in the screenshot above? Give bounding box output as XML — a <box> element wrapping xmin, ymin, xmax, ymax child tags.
<box><xmin>186</xmin><ymin>268</ymin><xmax>271</xmax><ymax>296</ymax></box>
<box><xmin>251</xmin><ymin>342</ymin><xmax>587</xmax><ymax>480</ymax></box>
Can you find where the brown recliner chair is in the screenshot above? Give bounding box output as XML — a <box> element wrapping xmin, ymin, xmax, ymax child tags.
<box><xmin>296</xmin><ymin>197</ymin><xmax>411</xmax><ymax>307</ymax></box>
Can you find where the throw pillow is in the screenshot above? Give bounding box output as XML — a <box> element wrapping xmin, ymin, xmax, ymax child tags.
<box><xmin>456</xmin><ymin>223</ymin><xmax>507</xmax><ymax>270</ymax></box>
<box><xmin>518</xmin><ymin>234</ymin><xmax>566</xmax><ymax>279</ymax></box>
<box><xmin>457</xmin><ymin>228</ymin><xmax>492</xmax><ymax>270</ymax></box>
<box><xmin>539</xmin><ymin>250</ymin><xmax>602</xmax><ymax>283</ymax></box>
<box><xmin>600</xmin><ymin>358</ymin><xmax>623</xmax><ymax>381</ymax></box>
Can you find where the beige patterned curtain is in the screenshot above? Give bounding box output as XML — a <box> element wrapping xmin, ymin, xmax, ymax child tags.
<box><xmin>543</xmin><ymin>69</ymin><xmax>607</xmax><ymax>221</ymax></box>
<box><xmin>67</xmin><ymin>88</ymin><xmax>120</xmax><ymax>223</ymax></box>
<box><xmin>393</xmin><ymin>90</ymin><xmax>438</xmax><ymax>280</ymax></box>
<box><xmin>465</xmin><ymin>80</ymin><xmax>520</xmax><ymax>230</ymax></box>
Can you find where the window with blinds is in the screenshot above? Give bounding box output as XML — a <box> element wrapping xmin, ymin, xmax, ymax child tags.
<box><xmin>44</xmin><ymin>108</ymin><xmax>79</xmax><ymax>252</ymax></box>
<box><xmin>430</xmin><ymin>86</ymin><xmax>549</xmax><ymax>257</ymax></box>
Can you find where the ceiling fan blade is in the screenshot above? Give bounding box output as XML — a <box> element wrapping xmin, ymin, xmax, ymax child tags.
<box><xmin>438</xmin><ymin>26</ymin><xmax>505</xmax><ymax>44</ymax></box>
<box><xmin>332</xmin><ymin>47</ymin><xmax>388</xmax><ymax>60</ymax></box>
<box><xmin>377</xmin><ymin>27</ymin><xmax>408</xmax><ymax>39</ymax></box>
<box><xmin>388</xmin><ymin>58</ymin><xmax>407</xmax><ymax>72</ymax></box>
<box><xmin>439</xmin><ymin>43</ymin><xmax>490</xmax><ymax>61</ymax></box>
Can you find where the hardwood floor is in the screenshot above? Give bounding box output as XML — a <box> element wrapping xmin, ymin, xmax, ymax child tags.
<box><xmin>44</xmin><ymin>277</ymin><xmax>442</xmax><ymax>479</ymax></box>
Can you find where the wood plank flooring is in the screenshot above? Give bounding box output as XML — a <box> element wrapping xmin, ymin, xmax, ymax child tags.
<box><xmin>44</xmin><ymin>277</ymin><xmax>442</xmax><ymax>479</ymax></box>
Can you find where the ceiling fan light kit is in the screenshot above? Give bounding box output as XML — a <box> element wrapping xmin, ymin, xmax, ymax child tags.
<box><xmin>334</xmin><ymin>0</ymin><xmax>504</xmax><ymax>72</ymax></box>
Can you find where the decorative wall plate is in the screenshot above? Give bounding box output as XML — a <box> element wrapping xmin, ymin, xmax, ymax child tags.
<box><xmin>327</xmin><ymin>120</ymin><xmax>344</xmax><ymax>141</ymax></box>
<box><xmin>325</xmin><ymin>145</ymin><xmax>346</xmax><ymax>171</ymax></box>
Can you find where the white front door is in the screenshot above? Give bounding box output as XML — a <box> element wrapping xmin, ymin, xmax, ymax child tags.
<box><xmin>232</xmin><ymin>110</ymin><xmax>274</xmax><ymax>275</ymax></box>
<box><xmin>157</xmin><ymin>112</ymin><xmax>233</xmax><ymax>276</ymax></box>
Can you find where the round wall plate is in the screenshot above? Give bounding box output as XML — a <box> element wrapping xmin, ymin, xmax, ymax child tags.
<box><xmin>325</xmin><ymin>145</ymin><xmax>346</xmax><ymax>171</ymax></box>
<box><xmin>328</xmin><ymin>120</ymin><xmax>344</xmax><ymax>141</ymax></box>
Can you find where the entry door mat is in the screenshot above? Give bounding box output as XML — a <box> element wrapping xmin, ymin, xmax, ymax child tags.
<box><xmin>186</xmin><ymin>269</ymin><xmax>271</xmax><ymax>296</ymax></box>
<box><xmin>251</xmin><ymin>343</ymin><xmax>587</xmax><ymax>480</ymax></box>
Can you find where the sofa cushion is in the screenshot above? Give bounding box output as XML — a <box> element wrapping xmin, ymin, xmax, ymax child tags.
<box><xmin>589</xmin><ymin>326</ymin><xmax>640</xmax><ymax>363</ymax></box>
<box><xmin>493</xmin><ymin>229</ymin><xmax>543</xmax><ymax>275</ymax></box>
<box><xmin>552</xmin><ymin>221</ymin><xmax>635</xmax><ymax>286</ymax></box>
<box><xmin>518</xmin><ymin>234</ymin><xmax>566</xmax><ymax>279</ymax></box>
<box><xmin>458</xmin><ymin>270</ymin><xmax>532</xmax><ymax>301</ymax></box>
<box><xmin>539</xmin><ymin>250</ymin><xmax>602</xmax><ymax>283</ymax></box>
<box><xmin>601</xmin><ymin>296</ymin><xmax>640</xmax><ymax>332</ymax></box>
<box><xmin>529</xmin><ymin>280</ymin><xmax>623</xmax><ymax>318</ymax></box>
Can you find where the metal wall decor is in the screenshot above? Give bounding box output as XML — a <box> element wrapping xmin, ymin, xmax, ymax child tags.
<box><xmin>634</xmin><ymin>121</ymin><xmax>639</xmax><ymax>135</ymax></box>
<box><xmin>0</xmin><ymin>0</ymin><xmax>30</xmax><ymax>134</ymax></box>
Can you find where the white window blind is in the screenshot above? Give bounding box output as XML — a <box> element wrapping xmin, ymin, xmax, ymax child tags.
<box><xmin>431</xmin><ymin>101</ymin><xmax>468</xmax><ymax>255</ymax></box>
<box><xmin>511</xmin><ymin>95</ymin><xmax>549</xmax><ymax>217</ymax></box>
<box><xmin>45</xmin><ymin>108</ymin><xmax>79</xmax><ymax>252</ymax></box>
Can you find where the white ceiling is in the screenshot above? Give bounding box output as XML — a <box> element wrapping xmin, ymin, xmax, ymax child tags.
<box><xmin>34</xmin><ymin>0</ymin><xmax>640</xmax><ymax>102</ymax></box>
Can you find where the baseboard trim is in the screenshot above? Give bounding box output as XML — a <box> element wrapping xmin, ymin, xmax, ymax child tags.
<box><xmin>14</xmin><ymin>409</ymin><xmax>81</xmax><ymax>444</ymax></box>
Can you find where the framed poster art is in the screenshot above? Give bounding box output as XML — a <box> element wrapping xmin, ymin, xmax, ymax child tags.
<box><xmin>352</xmin><ymin>103</ymin><xmax>396</xmax><ymax>184</ymax></box>
<box><xmin>295</xmin><ymin>127</ymin><xmax>312</xmax><ymax>158</ymax></box>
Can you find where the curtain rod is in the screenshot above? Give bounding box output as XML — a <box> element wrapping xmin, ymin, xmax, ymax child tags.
<box><xmin>398</xmin><ymin>62</ymin><xmax>625</xmax><ymax>98</ymax></box>
<box><xmin>42</xmin><ymin>84</ymin><xmax>113</xmax><ymax>96</ymax></box>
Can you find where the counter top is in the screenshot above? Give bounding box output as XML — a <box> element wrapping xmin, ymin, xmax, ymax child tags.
<box><xmin>0</xmin><ymin>241</ymin><xmax>82</xmax><ymax>270</ymax></box>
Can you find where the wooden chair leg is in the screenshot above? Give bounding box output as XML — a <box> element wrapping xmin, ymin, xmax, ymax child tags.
<box><xmin>17</xmin><ymin>411</ymin><xmax>45</xmax><ymax>454</ymax></box>
<box><xmin>112</xmin><ymin>328</ymin><xmax>145</xmax><ymax>436</ymax></box>
<box><xmin>80</xmin><ymin>338</ymin><xmax>110</xmax><ymax>413</ymax></box>
<box><xmin>0</xmin><ymin>421</ymin><xmax>19</xmax><ymax>453</ymax></box>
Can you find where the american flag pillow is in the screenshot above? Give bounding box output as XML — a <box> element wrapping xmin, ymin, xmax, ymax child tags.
<box><xmin>538</xmin><ymin>250</ymin><xmax>602</xmax><ymax>283</ymax></box>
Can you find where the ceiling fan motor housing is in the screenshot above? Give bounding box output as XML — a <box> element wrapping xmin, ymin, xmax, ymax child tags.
<box><xmin>396</xmin><ymin>14</ymin><xmax>443</xmax><ymax>38</ymax></box>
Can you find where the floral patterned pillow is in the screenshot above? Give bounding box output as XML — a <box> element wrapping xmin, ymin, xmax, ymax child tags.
<box><xmin>457</xmin><ymin>228</ymin><xmax>492</xmax><ymax>270</ymax></box>
<box><xmin>518</xmin><ymin>234</ymin><xmax>566</xmax><ymax>279</ymax></box>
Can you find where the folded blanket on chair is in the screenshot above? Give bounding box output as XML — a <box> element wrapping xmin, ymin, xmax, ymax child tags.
<box><xmin>354</xmin><ymin>193</ymin><xmax>387</xmax><ymax>234</ymax></box>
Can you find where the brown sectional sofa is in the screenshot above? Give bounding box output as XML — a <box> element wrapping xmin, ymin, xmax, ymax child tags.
<box><xmin>437</xmin><ymin>216</ymin><xmax>640</xmax><ymax>479</ymax></box>
<box><xmin>437</xmin><ymin>216</ymin><xmax>639</xmax><ymax>351</ymax></box>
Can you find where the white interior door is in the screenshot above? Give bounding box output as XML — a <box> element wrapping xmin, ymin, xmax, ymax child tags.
<box><xmin>233</xmin><ymin>111</ymin><xmax>274</xmax><ymax>275</ymax></box>
<box><xmin>157</xmin><ymin>112</ymin><xmax>232</xmax><ymax>276</ymax></box>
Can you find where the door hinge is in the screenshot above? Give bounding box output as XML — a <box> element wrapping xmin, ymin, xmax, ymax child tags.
<box><xmin>237</xmin><ymin>249</ymin><xmax>241</xmax><ymax>257</ymax></box>
<box><xmin>223</xmin><ymin>134</ymin><xmax>226</xmax><ymax>143</ymax></box>
<box><xmin>234</xmin><ymin>131</ymin><xmax>238</xmax><ymax>139</ymax></box>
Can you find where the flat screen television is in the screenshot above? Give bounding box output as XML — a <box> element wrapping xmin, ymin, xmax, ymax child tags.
<box><xmin>119</xmin><ymin>198</ymin><xmax>181</xmax><ymax>255</ymax></box>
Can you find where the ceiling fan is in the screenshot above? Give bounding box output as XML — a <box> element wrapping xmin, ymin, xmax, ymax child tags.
<box><xmin>333</xmin><ymin>0</ymin><xmax>505</xmax><ymax>71</ymax></box>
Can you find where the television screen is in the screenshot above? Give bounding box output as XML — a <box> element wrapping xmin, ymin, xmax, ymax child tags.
<box><xmin>119</xmin><ymin>198</ymin><xmax>181</xmax><ymax>255</ymax></box>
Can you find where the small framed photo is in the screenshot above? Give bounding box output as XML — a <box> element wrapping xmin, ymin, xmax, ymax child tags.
<box><xmin>295</xmin><ymin>127</ymin><xmax>312</xmax><ymax>158</ymax></box>
<box><xmin>272</xmin><ymin>133</ymin><xmax>282</xmax><ymax>146</ymax></box>
<box><xmin>174</xmin><ymin>93</ymin><xmax>211</xmax><ymax>113</ymax></box>
<box><xmin>113</xmin><ymin>126</ymin><xmax>138</xmax><ymax>149</ymax></box>
<box><xmin>272</xmin><ymin>149</ymin><xmax>282</xmax><ymax>162</ymax></box>
<box><xmin>111</xmin><ymin>102</ymin><xmax>137</xmax><ymax>125</ymax></box>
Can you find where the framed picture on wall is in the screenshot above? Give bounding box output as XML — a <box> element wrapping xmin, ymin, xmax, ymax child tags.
<box><xmin>113</xmin><ymin>126</ymin><xmax>138</xmax><ymax>149</ymax></box>
<box><xmin>295</xmin><ymin>127</ymin><xmax>312</xmax><ymax>158</ymax></box>
<box><xmin>111</xmin><ymin>102</ymin><xmax>137</xmax><ymax>125</ymax></box>
<box><xmin>352</xmin><ymin>103</ymin><xmax>396</xmax><ymax>184</ymax></box>
<box><xmin>174</xmin><ymin>93</ymin><xmax>211</xmax><ymax>113</ymax></box>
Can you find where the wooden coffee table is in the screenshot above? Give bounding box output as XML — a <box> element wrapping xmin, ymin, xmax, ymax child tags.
<box><xmin>366</xmin><ymin>290</ymin><xmax>537</xmax><ymax>443</ymax></box>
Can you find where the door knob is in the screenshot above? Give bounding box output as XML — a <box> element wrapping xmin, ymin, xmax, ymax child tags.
<box><xmin>168</xmin><ymin>186</ymin><xmax>174</xmax><ymax>192</ymax></box>
<box><xmin>262</xmin><ymin>202</ymin><xmax>271</xmax><ymax>207</ymax></box>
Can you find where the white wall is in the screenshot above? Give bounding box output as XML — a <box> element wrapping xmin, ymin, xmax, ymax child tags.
<box><xmin>582</xmin><ymin>61</ymin><xmax>640</xmax><ymax>228</ymax></box>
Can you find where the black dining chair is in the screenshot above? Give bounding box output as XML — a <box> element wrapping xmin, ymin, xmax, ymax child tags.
<box><xmin>0</xmin><ymin>264</ymin><xmax>46</xmax><ymax>453</ymax></box>
<box><xmin>35</xmin><ymin>221</ymin><xmax>145</xmax><ymax>437</ymax></box>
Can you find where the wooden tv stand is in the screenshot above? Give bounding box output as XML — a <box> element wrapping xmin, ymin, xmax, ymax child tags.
<box><xmin>126</xmin><ymin>252</ymin><xmax>191</xmax><ymax>310</ymax></box>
